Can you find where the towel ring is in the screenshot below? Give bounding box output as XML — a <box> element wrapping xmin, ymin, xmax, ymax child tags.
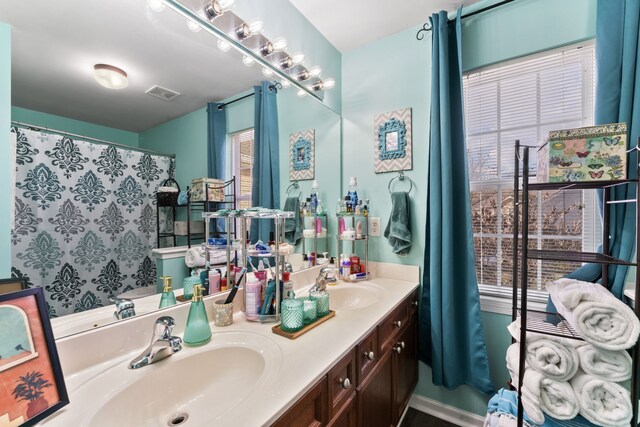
<box><xmin>286</xmin><ymin>182</ymin><xmax>301</xmax><ymax>198</ymax></box>
<box><xmin>388</xmin><ymin>172</ymin><xmax>413</xmax><ymax>194</ymax></box>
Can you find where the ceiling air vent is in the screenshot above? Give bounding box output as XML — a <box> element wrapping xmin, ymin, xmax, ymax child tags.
<box><xmin>145</xmin><ymin>85</ymin><xmax>181</xmax><ymax>101</ymax></box>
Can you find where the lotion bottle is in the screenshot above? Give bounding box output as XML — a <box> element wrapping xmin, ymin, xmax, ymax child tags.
<box><xmin>184</xmin><ymin>285</ymin><xmax>212</xmax><ymax>346</ymax></box>
<box><xmin>158</xmin><ymin>276</ymin><xmax>177</xmax><ymax>309</ymax></box>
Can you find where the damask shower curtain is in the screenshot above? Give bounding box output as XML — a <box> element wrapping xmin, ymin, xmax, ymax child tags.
<box><xmin>10</xmin><ymin>126</ymin><xmax>172</xmax><ymax>317</ymax></box>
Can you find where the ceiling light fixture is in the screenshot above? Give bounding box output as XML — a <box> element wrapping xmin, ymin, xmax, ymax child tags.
<box><xmin>93</xmin><ymin>64</ymin><xmax>128</xmax><ymax>90</ymax></box>
<box><xmin>296</xmin><ymin>69</ymin><xmax>310</xmax><ymax>81</ymax></box>
<box><xmin>242</xmin><ymin>55</ymin><xmax>255</xmax><ymax>67</ymax></box>
<box><xmin>204</xmin><ymin>0</ymin><xmax>223</xmax><ymax>20</ymax></box>
<box><xmin>147</xmin><ymin>0</ymin><xmax>165</xmax><ymax>12</ymax></box>
<box><xmin>259</xmin><ymin>41</ymin><xmax>274</xmax><ymax>56</ymax></box>
<box><xmin>217</xmin><ymin>39</ymin><xmax>231</xmax><ymax>52</ymax></box>
<box><xmin>279</xmin><ymin>56</ymin><xmax>293</xmax><ymax>70</ymax></box>
<box><xmin>235</xmin><ymin>22</ymin><xmax>251</xmax><ymax>40</ymax></box>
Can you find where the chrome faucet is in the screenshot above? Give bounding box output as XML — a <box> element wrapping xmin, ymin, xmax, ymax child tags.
<box><xmin>311</xmin><ymin>267</ymin><xmax>337</xmax><ymax>292</ymax></box>
<box><xmin>110</xmin><ymin>296</ymin><xmax>136</xmax><ymax>320</ymax></box>
<box><xmin>129</xmin><ymin>316</ymin><xmax>182</xmax><ymax>369</ymax></box>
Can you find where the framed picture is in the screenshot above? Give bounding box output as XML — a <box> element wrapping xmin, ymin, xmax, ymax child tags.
<box><xmin>289</xmin><ymin>129</ymin><xmax>315</xmax><ymax>181</ymax></box>
<box><xmin>0</xmin><ymin>287</ymin><xmax>69</xmax><ymax>426</ymax></box>
<box><xmin>0</xmin><ymin>278</ymin><xmax>27</xmax><ymax>296</ymax></box>
<box><xmin>374</xmin><ymin>108</ymin><xmax>413</xmax><ymax>173</ymax></box>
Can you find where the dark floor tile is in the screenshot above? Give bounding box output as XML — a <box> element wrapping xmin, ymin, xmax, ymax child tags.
<box><xmin>400</xmin><ymin>407</ymin><xmax>461</xmax><ymax>427</ymax></box>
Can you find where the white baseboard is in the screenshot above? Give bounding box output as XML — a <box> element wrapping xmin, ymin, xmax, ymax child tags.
<box><xmin>409</xmin><ymin>394</ymin><xmax>485</xmax><ymax>427</ymax></box>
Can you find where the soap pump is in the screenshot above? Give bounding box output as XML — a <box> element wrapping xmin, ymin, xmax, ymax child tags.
<box><xmin>158</xmin><ymin>276</ymin><xmax>177</xmax><ymax>309</ymax></box>
<box><xmin>183</xmin><ymin>285</ymin><xmax>212</xmax><ymax>346</ymax></box>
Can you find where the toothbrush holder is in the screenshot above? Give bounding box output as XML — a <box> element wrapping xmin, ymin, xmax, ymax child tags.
<box><xmin>213</xmin><ymin>300</ymin><xmax>233</xmax><ymax>327</ymax></box>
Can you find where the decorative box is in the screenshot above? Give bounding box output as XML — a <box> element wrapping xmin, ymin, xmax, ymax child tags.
<box><xmin>174</xmin><ymin>221</ymin><xmax>205</xmax><ymax>236</ymax></box>
<box><xmin>190</xmin><ymin>178</ymin><xmax>225</xmax><ymax>202</ymax></box>
<box><xmin>537</xmin><ymin>123</ymin><xmax>627</xmax><ymax>183</ymax></box>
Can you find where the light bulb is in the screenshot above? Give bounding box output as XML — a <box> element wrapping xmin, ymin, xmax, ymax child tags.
<box><xmin>204</xmin><ymin>0</ymin><xmax>222</xmax><ymax>19</ymax></box>
<box><xmin>291</xmin><ymin>53</ymin><xmax>305</xmax><ymax>65</ymax></box>
<box><xmin>259</xmin><ymin>41</ymin><xmax>274</xmax><ymax>56</ymax></box>
<box><xmin>309</xmin><ymin>66</ymin><xmax>322</xmax><ymax>77</ymax></box>
<box><xmin>262</xmin><ymin>67</ymin><xmax>274</xmax><ymax>77</ymax></box>
<box><xmin>281</xmin><ymin>79</ymin><xmax>291</xmax><ymax>88</ymax></box>
<box><xmin>147</xmin><ymin>0</ymin><xmax>165</xmax><ymax>12</ymax></box>
<box><xmin>297</xmin><ymin>89</ymin><xmax>307</xmax><ymax>97</ymax></box>
<box><xmin>272</xmin><ymin>37</ymin><xmax>287</xmax><ymax>51</ymax></box>
<box><xmin>218</xmin><ymin>0</ymin><xmax>235</xmax><ymax>10</ymax></box>
<box><xmin>217</xmin><ymin>39</ymin><xmax>231</xmax><ymax>52</ymax></box>
<box><xmin>235</xmin><ymin>22</ymin><xmax>251</xmax><ymax>40</ymax></box>
<box><xmin>279</xmin><ymin>56</ymin><xmax>293</xmax><ymax>70</ymax></box>
<box><xmin>187</xmin><ymin>19</ymin><xmax>202</xmax><ymax>32</ymax></box>
<box><xmin>324</xmin><ymin>78</ymin><xmax>336</xmax><ymax>90</ymax></box>
<box><xmin>248</xmin><ymin>20</ymin><xmax>263</xmax><ymax>34</ymax></box>
<box><xmin>242</xmin><ymin>56</ymin><xmax>255</xmax><ymax>67</ymax></box>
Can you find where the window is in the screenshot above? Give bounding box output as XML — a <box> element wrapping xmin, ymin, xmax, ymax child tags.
<box><xmin>464</xmin><ymin>42</ymin><xmax>599</xmax><ymax>296</ymax></box>
<box><xmin>230</xmin><ymin>128</ymin><xmax>254</xmax><ymax>210</ymax></box>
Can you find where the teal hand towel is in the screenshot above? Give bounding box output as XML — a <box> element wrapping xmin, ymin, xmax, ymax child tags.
<box><xmin>283</xmin><ymin>197</ymin><xmax>302</xmax><ymax>245</ymax></box>
<box><xmin>384</xmin><ymin>192</ymin><xmax>412</xmax><ymax>255</ymax></box>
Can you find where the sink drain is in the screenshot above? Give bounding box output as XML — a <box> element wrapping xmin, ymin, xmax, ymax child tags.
<box><xmin>167</xmin><ymin>413</ymin><xmax>189</xmax><ymax>426</ymax></box>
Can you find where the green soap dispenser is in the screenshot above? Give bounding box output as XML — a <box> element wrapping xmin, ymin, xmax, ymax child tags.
<box><xmin>184</xmin><ymin>285</ymin><xmax>212</xmax><ymax>346</ymax></box>
<box><xmin>158</xmin><ymin>276</ymin><xmax>177</xmax><ymax>309</ymax></box>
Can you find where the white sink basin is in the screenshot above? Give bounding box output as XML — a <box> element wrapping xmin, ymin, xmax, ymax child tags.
<box><xmin>51</xmin><ymin>331</ymin><xmax>283</xmax><ymax>427</ymax></box>
<box><xmin>327</xmin><ymin>283</ymin><xmax>382</xmax><ymax>310</ymax></box>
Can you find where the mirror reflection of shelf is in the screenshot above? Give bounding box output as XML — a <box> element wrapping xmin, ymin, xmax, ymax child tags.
<box><xmin>341</xmin><ymin>272</ymin><xmax>371</xmax><ymax>283</ymax></box>
<box><xmin>338</xmin><ymin>236</ymin><xmax>367</xmax><ymax>241</ymax></box>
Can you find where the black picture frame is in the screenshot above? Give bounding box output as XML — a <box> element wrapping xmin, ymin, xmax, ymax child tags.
<box><xmin>0</xmin><ymin>277</ymin><xmax>27</xmax><ymax>296</ymax></box>
<box><xmin>0</xmin><ymin>286</ymin><xmax>69</xmax><ymax>426</ymax></box>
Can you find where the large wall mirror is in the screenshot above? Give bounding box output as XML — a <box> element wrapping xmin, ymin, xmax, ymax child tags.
<box><xmin>1</xmin><ymin>0</ymin><xmax>341</xmax><ymax>338</ymax></box>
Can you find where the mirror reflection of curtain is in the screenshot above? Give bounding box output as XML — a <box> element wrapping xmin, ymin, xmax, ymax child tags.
<box><xmin>207</xmin><ymin>102</ymin><xmax>226</xmax><ymax>233</ymax></box>
<box><xmin>10</xmin><ymin>127</ymin><xmax>171</xmax><ymax>317</ymax></box>
<box><xmin>250</xmin><ymin>81</ymin><xmax>280</xmax><ymax>243</ymax></box>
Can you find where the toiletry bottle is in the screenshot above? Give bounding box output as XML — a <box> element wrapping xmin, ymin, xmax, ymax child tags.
<box><xmin>363</xmin><ymin>199</ymin><xmax>370</xmax><ymax>217</ymax></box>
<box><xmin>311</xmin><ymin>180</ymin><xmax>320</xmax><ymax>211</ymax></box>
<box><xmin>158</xmin><ymin>276</ymin><xmax>177</xmax><ymax>308</ymax></box>
<box><xmin>302</xmin><ymin>254</ymin><xmax>309</xmax><ymax>269</ymax></box>
<box><xmin>336</xmin><ymin>198</ymin><xmax>343</xmax><ymax>214</ymax></box>
<box><xmin>282</xmin><ymin>271</ymin><xmax>294</xmax><ymax>299</ymax></box>
<box><xmin>356</xmin><ymin>220</ymin><xmax>363</xmax><ymax>239</ymax></box>
<box><xmin>316</xmin><ymin>217</ymin><xmax>322</xmax><ymax>234</ymax></box>
<box><xmin>245</xmin><ymin>276</ymin><xmax>262</xmax><ymax>319</ymax></box>
<box><xmin>209</xmin><ymin>269</ymin><xmax>221</xmax><ymax>294</ymax></box>
<box><xmin>341</xmin><ymin>257</ymin><xmax>351</xmax><ymax>279</ymax></box>
<box><xmin>347</xmin><ymin>176</ymin><xmax>359</xmax><ymax>212</ymax></box>
<box><xmin>338</xmin><ymin>216</ymin><xmax>346</xmax><ymax>235</ymax></box>
<box><xmin>316</xmin><ymin>199</ymin><xmax>324</xmax><ymax>215</ymax></box>
<box><xmin>220</xmin><ymin>277</ymin><xmax>228</xmax><ymax>292</ymax></box>
<box><xmin>344</xmin><ymin>196</ymin><xmax>352</xmax><ymax>213</ymax></box>
<box><xmin>183</xmin><ymin>285</ymin><xmax>212</xmax><ymax>346</ymax></box>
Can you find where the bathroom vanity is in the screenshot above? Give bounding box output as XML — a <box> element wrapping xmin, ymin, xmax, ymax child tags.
<box><xmin>38</xmin><ymin>263</ymin><xmax>419</xmax><ymax>427</ymax></box>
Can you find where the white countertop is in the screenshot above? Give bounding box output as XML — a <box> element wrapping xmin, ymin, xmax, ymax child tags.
<box><xmin>40</xmin><ymin>262</ymin><xmax>420</xmax><ymax>427</ymax></box>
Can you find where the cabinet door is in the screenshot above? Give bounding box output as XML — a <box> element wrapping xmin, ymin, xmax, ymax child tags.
<box><xmin>357</xmin><ymin>351</ymin><xmax>393</xmax><ymax>427</ymax></box>
<box><xmin>356</xmin><ymin>328</ymin><xmax>378</xmax><ymax>386</ymax></box>
<box><xmin>328</xmin><ymin>350</ymin><xmax>357</xmax><ymax>421</ymax></box>
<box><xmin>393</xmin><ymin>318</ymin><xmax>418</xmax><ymax>423</ymax></box>
<box><xmin>328</xmin><ymin>393</ymin><xmax>357</xmax><ymax>427</ymax></box>
<box><xmin>272</xmin><ymin>376</ymin><xmax>328</xmax><ymax>427</ymax></box>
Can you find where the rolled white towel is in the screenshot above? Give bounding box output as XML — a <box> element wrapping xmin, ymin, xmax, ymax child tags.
<box><xmin>506</xmin><ymin>344</ymin><xmax>545</xmax><ymax>425</ymax></box>
<box><xmin>573</xmin><ymin>341</ymin><xmax>632</xmax><ymax>382</ymax></box>
<box><xmin>570</xmin><ymin>371</ymin><xmax>632</xmax><ymax>427</ymax></box>
<box><xmin>547</xmin><ymin>278</ymin><xmax>640</xmax><ymax>351</ymax></box>
<box><xmin>184</xmin><ymin>247</ymin><xmax>205</xmax><ymax>268</ymax></box>
<box><xmin>507</xmin><ymin>320</ymin><xmax>579</xmax><ymax>381</ymax></box>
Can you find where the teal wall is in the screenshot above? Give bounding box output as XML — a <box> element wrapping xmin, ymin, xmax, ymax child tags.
<box><xmin>341</xmin><ymin>0</ymin><xmax>596</xmax><ymax>416</ymax></box>
<box><xmin>0</xmin><ymin>22</ymin><xmax>10</xmax><ymax>276</ymax></box>
<box><xmin>155</xmin><ymin>258</ymin><xmax>190</xmax><ymax>293</ymax></box>
<box><xmin>11</xmin><ymin>106</ymin><xmax>140</xmax><ymax>147</ymax></box>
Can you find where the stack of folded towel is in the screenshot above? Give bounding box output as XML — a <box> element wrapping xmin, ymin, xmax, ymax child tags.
<box><xmin>501</xmin><ymin>277</ymin><xmax>639</xmax><ymax>426</ymax></box>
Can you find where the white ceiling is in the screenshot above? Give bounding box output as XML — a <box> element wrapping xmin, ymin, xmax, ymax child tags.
<box><xmin>289</xmin><ymin>0</ymin><xmax>480</xmax><ymax>53</ymax></box>
<box><xmin>0</xmin><ymin>0</ymin><xmax>264</xmax><ymax>132</ymax></box>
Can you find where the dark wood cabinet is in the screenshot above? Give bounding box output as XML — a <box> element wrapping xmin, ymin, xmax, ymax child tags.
<box><xmin>392</xmin><ymin>317</ymin><xmax>418</xmax><ymax>423</ymax></box>
<box><xmin>357</xmin><ymin>351</ymin><xmax>393</xmax><ymax>427</ymax></box>
<box><xmin>272</xmin><ymin>376</ymin><xmax>328</xmax><ymax>427</ymax></box>
<box><xmin>271</xmin><ymin>289</ymin><xmax>419</xmax><ymax>427</ymax></box>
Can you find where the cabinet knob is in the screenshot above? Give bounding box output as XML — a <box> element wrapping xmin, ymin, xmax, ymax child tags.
<box><xmin>394</xmin><ymin>320</ymin><xmax>402</xmax><ymax>328</ymax></box>
<box><xmin>339</xmin><ymin>377</ymin><xmax>351</xmax><ymax>389</ymax></box>
<box><xmin>412</xmin><ymin>301</ymin><xmax>418</xmax><ymax>307</ymax></box>
<box><xmin>394</xmin><ymin>345</ymin><xmax>402</xmax><ymax>354</ymax></box>
<box><xmin>364</xmin><ymin>351</ymin><xmax>375</xmax><ymax>361</ymax></box>
<box><xmin>398</xmin><ymin>341</ymin><xmax>405</xmax><ymax>349</ymax></box>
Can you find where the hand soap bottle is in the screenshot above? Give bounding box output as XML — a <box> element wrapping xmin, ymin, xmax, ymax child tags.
<box><xmin>184</xmin><ymin>285</ymin><xmax>212</xmax><ymax>346</ymax></box>
<box><xmin>158</xmin><ymin>276</ymin><xmax>177</xmax><ymax>308</ymax></box>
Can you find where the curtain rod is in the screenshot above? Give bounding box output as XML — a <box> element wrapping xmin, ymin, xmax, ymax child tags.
<box><xmin>416</xmin><ymin>0</ymin><xmax>516</xmax><ymax>40</ymax></box>
<box><xmin>216</xmin><ymin>82</ymin><xmax>281</xmax><ymax>110</ymax></box>
<box><xmin>11</xmin><ymin>120</ymin><xmax>176</xmax><ymax>159</ymax></box>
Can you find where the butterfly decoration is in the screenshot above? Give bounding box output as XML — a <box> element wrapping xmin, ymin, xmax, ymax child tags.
<box><xmin>558</xmin><ymin>160</ymin><xmax>574</xmax><ymax>168</ymax></box>
<box><xmin>563</xmin><ymin>170</ymin><xmax>585</xmax><ymax>181</ymax></box>
<box><xmin>607</xmin><ymin>169</ymin><xmax>624</xmax><ymax>179</ymax></box>
<box><xmin>604</xmin><ymin>136</ymin><xmax>622</xmax><ymax>146</ymax></box>
<box><xmin>587</xmin><ymin>163</ymin><xmax>604</xmax><ymax>169</ymax></box>
<box><xmin>587</xmin><ymin>140</ymin><xmax>602</xmax><ymax>150</ymax></box>
<box><xmin>576</xmin><ymin>151</ymin><xmax>589</xmax><ymax>158</ymax></box>
<box><xmin>589</xmin><ymin>170</ymin><xmax>604</xmax><ymax>179</ymax></box>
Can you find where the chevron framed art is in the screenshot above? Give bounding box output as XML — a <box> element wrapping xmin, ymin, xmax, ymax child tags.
<box><xmin>374</xmin><ymin>108</ymin><xmax>412</xmax><ymax>173</ymax></box>
<box><xmin>289</xmin><ymin>129</ymin><xmax>315</xmax><ymax>181</ymax></box>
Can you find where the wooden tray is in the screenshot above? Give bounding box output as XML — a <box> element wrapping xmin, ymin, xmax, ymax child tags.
<box><xmin>272</xmin><ymin>310</ymin><xmax>336</xmax><ymax>339</ymax></box>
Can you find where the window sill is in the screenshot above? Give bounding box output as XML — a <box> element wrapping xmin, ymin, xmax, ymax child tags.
<box><xmin>479</xmin><ymin>294</ymin><xmax>548</xmax><ymax>316</ymax></box>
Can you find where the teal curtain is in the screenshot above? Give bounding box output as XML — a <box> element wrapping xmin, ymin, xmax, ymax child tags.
<box><xmin>250</xmin><ymin>82</ymin><xmax>280</xmax><ymax>243</ymax></box>
<box><xmin>207</xmin><ymin>102</ymin><xmax>226</xmax><ymax>233</ymax></box>
<box><xmin>419</xmin><ymin>9</ymin><xmax>494</xmax><ymax>395</ymax></box>
<box><xmin>593</xmin><ymin>0</ymin><xmax>639</xmax><ymax>299</ymax></box>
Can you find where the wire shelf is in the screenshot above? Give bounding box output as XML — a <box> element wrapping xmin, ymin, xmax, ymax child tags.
<box><xmin>527</xmin><ymin>179</ymin><xmax>637</xmax><ymax>191</ymax></box>
<box><xmin>527</xmin><ymin>249</ymin><xmax>636</xmax><ymax>266</ymax></box>
<box><xmin>518</xmin><ymin>309</ymin><xmax>582</xmax><ymax>341</ymax></box>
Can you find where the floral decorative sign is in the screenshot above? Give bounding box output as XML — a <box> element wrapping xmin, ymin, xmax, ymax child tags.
<box><xmin>0</xmin><ymin>285</ymin><xmax>68</xmax><ymax>426</ymax></box>
<box><xmin>374</xmin><ymin>108</ymin><xmax>413</xmax><ymax>173</ymax></box>
<box><xmin>289</xmin><ymin>129</ymin><xmax>315</xmax><ymax>181</ymax></box>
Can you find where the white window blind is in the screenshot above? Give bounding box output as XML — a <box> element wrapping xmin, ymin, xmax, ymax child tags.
<box><xmin>231</xmin><ymin>128</ymin><xmax>254</xmax><ymax>210</ymax></box>
<box><xmin>463</xmin><ymin>42</ymin><xmax>599</xmax><ymax>294</ymax></box>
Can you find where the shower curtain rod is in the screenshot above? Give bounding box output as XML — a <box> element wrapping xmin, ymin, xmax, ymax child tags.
<box><xmin>216</xmin><ymin>82</ymin><xmax>281</xmax><ymax>110</ymax></box>
<box><xmin>416</xmin><ymin>0</ymin><xmax>515</xmax><ymax>40</ymax></box>
<box><xmin>11</xmin><ymin>120</ymin><xmax>176</xmax><ymax>159</ymax></box>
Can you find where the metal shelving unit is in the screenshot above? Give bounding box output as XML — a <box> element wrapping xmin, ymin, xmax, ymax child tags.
<box><xmin>512</xmin><ymin>139</ymin><xmax>640</xmax><ymax>427</ymax></box>
<box><xmin>336</xmin><ymin>213</ymin><xmax>370</xmax><ymax>282</ymax></box>
<box><xmin>301</xmin><ymin>213</ymin><xmax>329</xmax><ymax>265</ymax></box>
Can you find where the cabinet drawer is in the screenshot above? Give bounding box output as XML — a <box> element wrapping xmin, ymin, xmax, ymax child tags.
<box><xmin>272</xmin><ymin>376</ymin><xmax>327</xmax><ymax>427</ymax></box>
<box><xmin>327</xmin><ymin>350</ymin><xmax>357</xmax><ymax>421</ymax></box>
<box><xmin>378</xmin><ymin>302</ymin><xmax>408</xmax><ymax>355</ymax></box>
<box><xmin>356</xmin><ymin>328</ymin><xmax>378</xmax><ymax>386</ymax></box>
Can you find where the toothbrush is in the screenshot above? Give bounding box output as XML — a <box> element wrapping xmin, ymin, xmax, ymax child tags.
<box><xmin>224</xmin><ymin>267</ymin><xmax>246</xmax><ymax>304</ymax></box>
